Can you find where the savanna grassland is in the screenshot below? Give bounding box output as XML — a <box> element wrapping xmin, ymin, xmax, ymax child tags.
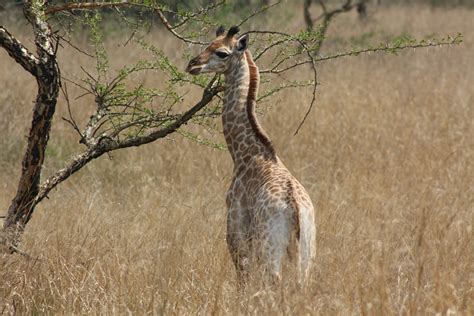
<box><xmin>0</xmin><ymin>3</ymin><xmax>473</xmax><ymax>314</ymax></box>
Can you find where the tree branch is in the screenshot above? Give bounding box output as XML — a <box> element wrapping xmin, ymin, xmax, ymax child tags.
<box><xmin>238</xmin><ymin>0</ymin><xmax>282</xmax><ymax>27</ymax></box>
<box><xmin>114</xmin><ymin>75</ymin><xmax>220</xmax><ymax>148</ymax></box>
<box><xmin>313</xmin><ymin>0</ymin><xmax>355</xmax><ymax>55</ymax></box>
<box><xmin>45</xmin><ymin>1</ymin><xmax>134</xmax><ymax>15</ymax></box>
<box><xmin>45</xmin><ymin>1</ymin><xmax>209</xmax><ymax>45</ymax></box>
<box><xmin>172</xmin><ymin>0</ymin><xmax>226</xmax><ymax>29</ymax></box>
<box><xmin>259</xmin><ymin>36</ymin><xmax>462</xmax><ymax>74</ymax></box>
<box><xmin>34</xmin><ymin>75</ymin><xmax>220</xmax><ymax>204</ymax></box>
<box><xmin>154</xmin><ymin>8</ymin><xmax>208</xmax><ymax>45</ymax></box>
<box><xmin>0</xmin><ymin>26</ymin><xmax>39</xmax><ymax>76</ymax></box>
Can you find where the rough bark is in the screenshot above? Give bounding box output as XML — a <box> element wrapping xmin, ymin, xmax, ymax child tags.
<box><xmin>1</xmin><ymin>0</ymin><xmax>60</xmax><ymax>252</ymax></box>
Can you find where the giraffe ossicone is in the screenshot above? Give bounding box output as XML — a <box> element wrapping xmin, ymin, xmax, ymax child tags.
<box><xmin>186</xmin><ymin>25</ymin><xmax>316</xmax><ymax>286</ymax></box>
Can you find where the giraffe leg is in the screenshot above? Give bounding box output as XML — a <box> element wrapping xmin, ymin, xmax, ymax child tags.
<box><xmin>259</xmin><ymin>210</ymin><xmax>292</xmax><ymax>284</ymax></box>
<box><xmin>227</xmin><ymin>237</ymin><xmax>252</xmax><ymax>290</ymax></box>
<box><xmin>226</xmin><ymin>205</ymin><xmax>252</xmax><ymax>289</ymax></box>
<box><xmin>235</xmin><ymin>250</ymin><xmax>250</xmax><ymax>290</ymax></box>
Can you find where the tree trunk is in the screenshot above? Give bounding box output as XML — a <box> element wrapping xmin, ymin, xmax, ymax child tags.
<box><xmin>0</xmin><ymin>0</ymin><xmax>60</xmax><ymax>253</ymax></box>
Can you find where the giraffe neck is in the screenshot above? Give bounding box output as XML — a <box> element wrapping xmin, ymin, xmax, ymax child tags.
<box><xmin>223</xmin><ymin>50</ymin><xmax>276</xmax><ymax>166</ymax></box>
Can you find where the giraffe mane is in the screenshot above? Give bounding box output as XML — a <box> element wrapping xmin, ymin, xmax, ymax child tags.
<box><xmin>245</xmin><ymin>50</ymin><xmax>276</xmax><ymax>159</ymax></box>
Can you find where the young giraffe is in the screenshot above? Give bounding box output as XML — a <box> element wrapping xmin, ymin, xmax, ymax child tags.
<box><xmin>186</xmin><ymin>26</ymin><xmax>316</xmax><ymax>285</ymax></box>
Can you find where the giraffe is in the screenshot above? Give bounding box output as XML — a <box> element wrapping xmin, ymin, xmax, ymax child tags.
<box><xmin>186</xmin><ymin>25</ymin><xmax>316</xmax><ymax>285</ymax></box>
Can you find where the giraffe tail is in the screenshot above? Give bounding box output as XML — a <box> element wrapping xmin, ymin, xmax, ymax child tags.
<box><xmin>297</xmin><ymin>205</ymin><xmax>316</xmax><ymax>284</ymax></box>
<box><xmin>286</xmin><ymin>180</ymin><xmax>303</xmax><ymax>281</ymax></box>
<box><xmin>286</xmin><ymin>181</ymin><xmax>316</xmax><ymax>284</ymax></box>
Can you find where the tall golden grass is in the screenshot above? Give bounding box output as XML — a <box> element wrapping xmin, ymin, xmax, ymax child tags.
<box><xmin>1</xmin><ymin>4</ymin><xmax>473</xmax><ymax>314</ymax></box>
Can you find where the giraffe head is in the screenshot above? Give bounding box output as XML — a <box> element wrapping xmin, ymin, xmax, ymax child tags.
<box><xmin>185</xmin><ymin>25</ymin><xmax>249</xmax><ymax>75</ymax></box>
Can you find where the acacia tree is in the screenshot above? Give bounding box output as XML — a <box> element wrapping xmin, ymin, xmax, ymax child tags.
<box><xmin>304</xmin><ymin>0</ymin><xmax>375</xmax><ymax>52</ymax></box>
<box><xmin>0</xmin><ymin>0</ymin><xmax>460</xmax><ymax>254</ymax></box>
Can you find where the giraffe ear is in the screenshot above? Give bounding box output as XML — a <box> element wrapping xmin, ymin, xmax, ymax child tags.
<box><xmin>236</xmin><ymin>34</ymin><xmax>249</xmax><ymax>52</ymax></box>
<box><xmin>216</xmin><ymin>25</ymin><xmax>226</xmax><ymax>37</ymax></box>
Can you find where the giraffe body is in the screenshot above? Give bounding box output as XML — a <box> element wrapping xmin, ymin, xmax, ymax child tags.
<box><xmin>186</xmin><ymin>26</ymin><xmax>316</xmax><ymax>285</ymax></box>
<box><xmin>226</xmin><ymin>157</ymin><xmax>316</xmax><ymax>282</ymax></box>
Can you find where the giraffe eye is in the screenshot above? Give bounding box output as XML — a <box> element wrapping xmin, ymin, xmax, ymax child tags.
<box><xmin>216</xmin><ymin>51</ymin><xmax>230</xmax><ymax>59</ymax></box>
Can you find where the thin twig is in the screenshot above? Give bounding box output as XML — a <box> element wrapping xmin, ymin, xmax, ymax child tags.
<box><xmin>172</xmin><ymin>0</ymin><xmax>226</xmax><ymax>29</ymax></box>
<box><xmin>257</xmin><ymin>81</ymin><xmax>314</xmax><ymax>102</ymax></box>
<box><xmin>80</xmin><ymin>66</ymin><xmax>98</xmax><ymax>84</ymax></box>
<box><xmin>155</xmin><ymin>8</ymin><xmax>208</xmax><ymax>45</ymax></box>
<box><xmin>45</xmin><ymin>1</ymin><xmax>208</xmax><ymax>45</ymax></box>
<box><xmin>240</xmin><ymin>28</ymin><xmax>319</xmax><ymax>134</ymax></box>
<box><xmin>57</xmin><ymin>33</ymin><xmax>94</xmax><ymax>58</ymax></box>
<box><xmin>61</xmin><ymin>82</ymin><xmax>84</xmax><ymax>139</ymax></box>
<box><xmin>314</xmin><ymin>40</ymin><xmax>459</xmax><ymax>61</ymax></box>
<box><xmin>254</xmin><ymin>38</ymin><xmax>291</xmax><ymax>61</ymax></box>
<box><xmin>260</xmin><ymin>38</ymin><xmax>460</xmax><ymax>74</ymax></box>
<box><xmin>45</xmin><ymin>1</ymin><xmax>137</xmax><ymax>15</ymax></box>
<box><xmin>238</xmin><ymin>0</ymin><xmax>282</xmax><ymax>27</ymax></box>
<box><xmin>260</xmin><ymin>59</ymin><xmax>309</xmax><ymax>74</ymax></box>
<box><xmin>61</xmin><ymin>76</ymin><xmax>93</xmax><ymax>95</ymax></box>
<box><xmin>293</xmin><ymin>39</ymin><xmax>318</xmax><ymax>135</ymax></box>
<box><xmin>244</xmin><ymin>30</ymin><xmax>293</xmax><ymax>37</ymax></box>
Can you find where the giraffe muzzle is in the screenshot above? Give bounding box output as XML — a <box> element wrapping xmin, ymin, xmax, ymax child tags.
<box><xmin>186</xmin><ymin>57</ymin><xmax>202</xmax><ymax>75</ymax></box>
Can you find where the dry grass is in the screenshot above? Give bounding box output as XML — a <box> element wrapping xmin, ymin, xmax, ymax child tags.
<box><xmin>1</xmin><ymin>4</ymin><xmax>473</xmax><ymax>315</ymax></box>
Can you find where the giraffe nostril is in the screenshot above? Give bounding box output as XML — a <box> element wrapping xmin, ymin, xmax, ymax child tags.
<box><xmin>189</xmin><ymin>57</ymin><xmax>198</xmax><ymax>66</ymax></box>
<box><xmin>186</xmin><ymin>58</ymin><xmax>195</xmax><ymax>70</ymax></box>
<box><xmin>186</xmin><ymin>57</ymin><xmax>202</xmax><ymax>74</ymax></box>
